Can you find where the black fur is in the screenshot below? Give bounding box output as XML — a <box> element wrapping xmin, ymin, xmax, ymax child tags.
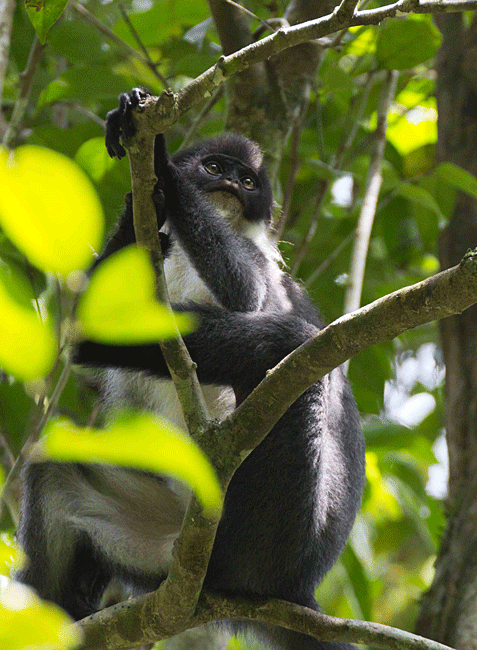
<box><xmin>17</xmin><ymin>89</ymin><xmax>365</xmax><ymax>650</ymax></box>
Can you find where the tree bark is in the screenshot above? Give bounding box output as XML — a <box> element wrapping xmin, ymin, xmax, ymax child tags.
<box><xmin>416</xmin><ymin>14</ymin><xmax>477</xmax><ymax>647</ymax></box>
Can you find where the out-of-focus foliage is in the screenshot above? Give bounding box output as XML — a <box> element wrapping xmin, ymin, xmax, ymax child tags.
<box><xmin>77</xmin><ymin>245</ymin><xmax>194</xmax><ymax>343</ymax></box>
<box><xmin>42</xmin><ymin>411</ymin><xmax>222</xmax><ymax>515</ymax></box>
<box><xmin>1</xmin><ymin>0</ymin><xmax>467</xmax><ymax>647</ymax></box>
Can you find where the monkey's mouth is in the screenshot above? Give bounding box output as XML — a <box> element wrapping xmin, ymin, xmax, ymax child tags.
<box><xmin>206</xmin><ymin>189</ymin><xmax>244</xmax><ymax>226</ymax></box>
<box><xmin>206</xmin><ymin>180</ymin><xmax>244</xmax><ymax>205</ymax></box>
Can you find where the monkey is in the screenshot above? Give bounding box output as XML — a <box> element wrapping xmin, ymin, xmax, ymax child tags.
<box><xmin>17</xmin><ymin>88</ymin><xmax>365</xmax><ymax>650</ymax></box>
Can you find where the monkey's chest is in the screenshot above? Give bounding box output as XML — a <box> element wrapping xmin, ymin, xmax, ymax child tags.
<box><xmin>102</xmin><ymin>240</ymin><xmax>236</xmax><ymax>427</ymax></box>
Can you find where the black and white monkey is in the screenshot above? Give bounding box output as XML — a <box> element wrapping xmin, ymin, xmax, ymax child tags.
<box><xmin>18</xmin><ymin>89</ymin><xmax>365</xmax><ymax>650</ymax></box>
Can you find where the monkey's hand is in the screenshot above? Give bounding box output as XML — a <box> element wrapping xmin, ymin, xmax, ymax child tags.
<box><xmin>105</xmin><ymin>87</ymin><xmax>150</xmax><ymax>159</ymax></box>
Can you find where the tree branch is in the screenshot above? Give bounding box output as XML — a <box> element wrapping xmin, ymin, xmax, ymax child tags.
<box><xmin>2</xmin><ymin>35</ymin><xmax>45</xmax><ymax>147</ymax></box>
<box><xmin>79</xmin><ymin>588</ymin><xmax>456</xmax><ymax>650</ymax></box>
<box><xmin>343</xmin><ymin>70</ymin><xmax>398</xmax><ymax>315</ymax></box>
<box><xmin>78</xmin><ymin>249</ymin><xmax>477</xmax><ymax>650</ymax></box>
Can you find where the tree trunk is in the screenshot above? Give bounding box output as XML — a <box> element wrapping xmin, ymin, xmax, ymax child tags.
<box><xmin>415</xmin><ymin>14</ymin><xmax>477</xmax><ymax>647</ymax></box>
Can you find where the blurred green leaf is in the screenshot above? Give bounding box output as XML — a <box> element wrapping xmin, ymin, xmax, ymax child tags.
<box><xmin>0</xmin><ymin>273</ymin><xmax>56</xmax><ymax>381</ymax></box>
<box><xmin>0</xmin><ymin>583</ymin><xmax>80</xmax><ymax>649</ymax></box>
<box><xmin>435</xmin><ymin>162</ymin><xmax>477</xmax><ymax>199</ymax></box>
<box><xmin>376</xmin><ymin>18</ymin><xmax>442</xmax><ymax>70</ymax></box>
<box><xmin>0</xmin><ymin>534</ymin><xmax>22</xmax><ymax>576</ymax></box>
<box><xmin>75</xmin><ymin>138</ymin><xmax>116</xmax><ymax>182</ymax></box>
<box><xmin>395</xmin><ymin>183</ymin><xmax>444</xmax><ymax>220</ymax></box>
<box><xmin>25</xmin><ymin>0</ymin><xmax>68</xmax><ymax>43</ymax></box>
<box><xmin>77</xmin><ymin>246</ymin><xmax>194</xmax><ymax>343</ymax></box>
<box><xmin>41</xmin><ymin>411</ymin><xmax>222</xmax><ymax>515</ymax></box>
<box><xmin>0</xmin><ymin>146</ymin><xmax>104</xmax><ymax>276</ymax></box>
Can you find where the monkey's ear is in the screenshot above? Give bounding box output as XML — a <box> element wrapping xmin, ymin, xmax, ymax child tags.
<box><xmin>105</xmin><ymin>87</ymin><xmax>151</xmax><ymax>159</ymax></box>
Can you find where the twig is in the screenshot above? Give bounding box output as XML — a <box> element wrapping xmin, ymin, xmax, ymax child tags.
<box><xmin>343</xmin><ymin>70</ymin><xmax>398</xmax><ymax>315</ymax></box>
<box><xmin>0</xmin><ymin>0</ymin><xmax>15</xmax><ymax>117</ymax></box>
<box><xmin>275</xmin><ymin>97</ymin><xmax>309</xmax><ymax>240</ymax></box>
<box><xmin>2</xmin><ymin>35</ymin><xmax>45</xmax><ymax>147</ymax></box>
<box><xmin>56</xmin><ymin>102</ymin><xmax>106</xmax><ymax>128</ymax></box>
<box><xmin>0</xmin><ymin>356</ymin><xmax>72</xmax><ymax>527</ymax></box>
<box><xmin>126</xmin><ymin>130</ymin><xmax>214</xmax><ymax>625</ymax></box>
<box><xmin>336</xmin><ymin>0</ymin><xmax>362</xmax><ymax>21</ymax></box>
<box><xmin>305</xmin><ymin>229</ymin><xmax>356</xmax><ymax>287</ymax></box>
<box><xmin>290</xmin><ymin>181</ymin><xmax>327</xmax><ymax>278</ymax></box>
<box><xmin>70</xmin><ymin>2</ymin><xmax>167</xmax><ymax>87</ymax></box>
<box><xmin>117</xmin><ymin>3</ymin><xmax>168</xmax><ymax>87</ymax></box>
<box><xmin>224</xmin><ymin>0</ymin><xmax>279</xmax><ymax>32</ymax></box>
<box><xmin>332</xmin><ymin>70</ymin><xmax>376</xmax><ymax>168</ymax></box>
<box><xmin>177</xmin><ymin>86</ymin><xmax>224</xmax><ymax>151</ymax></box>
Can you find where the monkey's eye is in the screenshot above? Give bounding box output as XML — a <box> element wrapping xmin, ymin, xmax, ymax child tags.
<box><xmin>241</xmin><ymin>176</ymin><xmax>256</xmax><ymax>190</ymax></box>
<box><xmin>204</xmin><ymin>161</ymin><xmax>222</xmax><ymax>175</ymax></box>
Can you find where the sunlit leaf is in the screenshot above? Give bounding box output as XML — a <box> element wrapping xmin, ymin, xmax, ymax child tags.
<box><xmin>0</xmin><ymin>146</ymin><xmax>104</xmax><ymax>276</ymax></box>
<box><xmin>365</xmin><ymin>452</ymin><xmax>401</xmax><ymax>521</ymax></box>
<box><xmin>25</xmin><ymin>0</ymin><xmax>68</xmax><ymax>43</ymax></box>
<box><xmin>77</xmin><ymin>246</ymin><xmax>194</xmax><ymax>343</ymax></box>
<box><xmin>0</xmin><ymin>583</ymin><xmax>80</xmax><ymax>650</ymax></box>
<box><xmin>41</xmin><ymin>412</ymin><xmax>222</xmax><ymax>515</ymax></box>
<box><xmin>376</xmin><ymin>18</ymin><xmax>442</xmax><ymax>70</ymax></box>
<box><xmin>75</xmin><ymin>138</ymin><xmax>116</xmax><ymax>182</ymax></box>
<box><xmin>387</xmin><ymin>112</ymin><xmax>437</xmax><ymax>156</ymax></box>
<box><xmin>0</xmin><ymin>274</ymin><xmax>56</xmax><ymax>381</ymax></box>
<box><xmin>346</xmin><ymin>26</ymin><xmax>377</xmax><ymax>56</ymax></box>
<box><xmin>435</xmin><ymin>162</ymin><xmax>477</xmax><ymax>199</ymax></box>
<box><xmin>0</xmin><ymin>535</ymin><xmax>22</xmax><ymax>577</ymax></box>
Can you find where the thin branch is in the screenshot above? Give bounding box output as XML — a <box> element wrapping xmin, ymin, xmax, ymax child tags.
<box><xmin>0</xmin><ymin>355</ymin><xmax>71</xmax><ymax>527</ymax></box>
<box><xmin>126</xmin><ymin>131</ymin><xmax>214</xmax><ymax>625</ymax></box>
<box><xmin>336</xmin><ymin>0</ymin><xmax>362</xmax><ymax>22</ymax></box>
<box><xmin>332</xmin><ymin>70</ymin><xmax>376</xmax><ymax>168</ymax></box>
<box><xmin>304</xmin><ymin>228</ymin><xmax>356</xmax><ymax>287</ymax></box>
<box><xmin>0</xmin><ymin>0</ymin><xmax>15</xmax><ymax>122</ymax></box>
<box><xmin>70</xmin><ymin>2</ymin><xmax>167</xmax><ymax>87</ymax></box>
<box><xmin>172</xmin><ymin>0</ymin><xmax>476</xmax><ymax>123</ymax></box>
<box><xmin>177</xmin><ymin>86</ymin><xmax>224</xmax><ymax>151</ymax></box>
<box><xmin>2</xmin><ymin>35</ymin><xmax>45</xmax><ymax>147</ymax></box>
<box><xmin>343</xmin><ymin>70</ymin><xmax>398</xmax><ymax>314</ymax></box>
<box><xmin>117</xmin><ymin>3</ymin><xmax>168</xmax><ymax>87</ymax></box>
<box><xmin>56</xmin><ymin>102</ymin><xmax>106</xmax><ymax>128</ymax></box>
<box><xmin>290</xmin><ymin>181</ymin><xmax>327</xmax><ymax>277</ymax></box>
<box><xmin>224</xmin><ymin>0</ymin><xmax>279</xmax><ymax>32</ymax></box>
<box><xmin>274</xmin><ymin>97</ymin><xmax>309</xmax><ymax>240</ymax></box>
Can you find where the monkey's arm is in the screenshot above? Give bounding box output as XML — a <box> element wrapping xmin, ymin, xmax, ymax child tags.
<box><xmin>155</xmin><ymin>135</ymin><xmax>270</xmax><ymax>312</ymax></box>
<box><xmin>75</xmin><ymin>306</ymin><xmax>317</xmax><ymax>394</ymax></box>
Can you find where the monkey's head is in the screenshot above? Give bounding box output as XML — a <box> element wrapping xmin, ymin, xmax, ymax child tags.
<box><xmin>173</xmin><ymin>134</ymin><xmax>274</xmax><ymax>227</ymax></box>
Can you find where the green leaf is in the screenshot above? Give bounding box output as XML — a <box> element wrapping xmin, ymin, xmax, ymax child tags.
<box><xmin>41</xmin><ymin>411</ymin><xmax>222</xmax><ymax>515</ymax></box>
<box><xmin>0</xmin><ymin>583</ymin><xmax>80</xmax><ymax>649</ymax></box>
<box><xmin>0</xmin><ymin>146</ymin><xmax>104</xmax><ymax>276</ymax></box>
<box><xmin>387</xmin><ymin>110</ymin><xmax>437</xmax><ymax>156</ymax></box>
<box><xmin>435</xmin><ymin>162</ymin><xmax>477</xmax><ymax>199</ymax></box>
<box><xmin>0</xmin><ymin>274</ymin><xmax>56</xmax><ymax>381</ymax></box>
<box><xmin>75</xmin><ymin>138</ymin><xmax>116</xmax><ymax>182</ymax></box>
<box><xmin>376</xmin><ymin>18</ymin><xmax>442</xmax><ymax>70</ymax></box>
<box><xmin>395</xmin><ymin>183</ymin><xmax>444</xmax><ymax>220</ymax></box>
<box><xmin>305</xmin><ymin>159</ymin><xmax>338</xmax><ymax>181</ymax></box>
<box><xmin>77</xmin><ymin>246</ymin><xmax>194</xmax><ymax>344</ymax></box>
<box><xmin>25</xmin><ymin>0</ymin><xmax>69</xmax><ymax>44</ymax></box>
<box><xmin>0</xmin><ymin>535</ymin><xmax>21</xmax><ymax>577</ymax></box>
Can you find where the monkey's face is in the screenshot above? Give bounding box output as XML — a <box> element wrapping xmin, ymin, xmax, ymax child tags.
<box><xmin>174</xmin><ymin>135</ymin><xmax>273</xmax><ymax>224</ymax></box>
<box><xmin>197</xmin><ymin>153</ymin><xmax>265</xmax><ymax>224</ymax></box>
